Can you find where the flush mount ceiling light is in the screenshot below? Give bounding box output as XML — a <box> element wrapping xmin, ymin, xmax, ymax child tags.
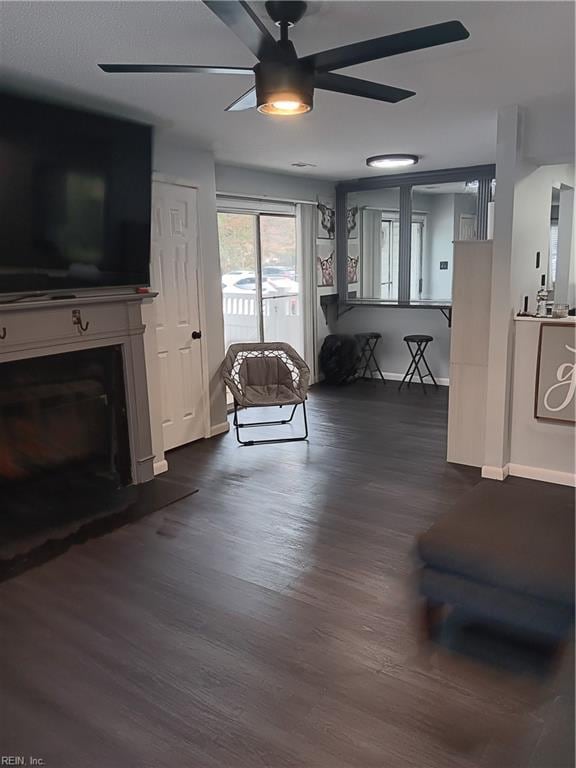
<box><xmin>99</xmin><ymin>1</ymin><xmax>470</xmax><ymax>117</ymax></box>
<box><xmin>366</xmin><ymin>154</ymin><xmax>420</xmax><ymax>169</ymax></box>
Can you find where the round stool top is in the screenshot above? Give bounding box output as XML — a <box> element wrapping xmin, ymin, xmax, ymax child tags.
<box><xmin>355</xmin><ymin>332</ymin><xmax>382</xmax><ymax>340</ymax></box>
<box><xmin>404</xmin><ymin>334</ymin><xmax>433</xmax><ymax>343</ymax></box>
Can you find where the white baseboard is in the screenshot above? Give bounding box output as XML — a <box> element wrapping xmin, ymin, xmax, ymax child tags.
<box><xmin>508</xmin><ymin>463</ymin><xmax>576</xmax><ymax>487</ymax></box>
<box><xmin>481</xmin><ymin>464</ymin><xmax>510</xmax><ymax>481</ymax></box>
<box><xmin>153</xmin><ymin>459</ymin><xmax>168</xmax><ymax>475</ymax></box>
<box><xmin>380</xmin><ymin>371</ymin><xmax>449</xmax><ymax>386</ymax></box>
<box><xmin>209</xmin><ymin>421</ymin><xmax>230</xmax><ymax>438</ymax></box>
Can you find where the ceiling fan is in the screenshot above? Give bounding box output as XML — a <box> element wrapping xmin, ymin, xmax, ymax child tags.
<box><xmin>99</xmin><ymin>1</ymin><xmax>469</xmax><ymax>115</ymax></box>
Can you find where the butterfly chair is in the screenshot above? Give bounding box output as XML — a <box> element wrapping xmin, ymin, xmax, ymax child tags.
<box><xmin>222</xmin><ymin>342</ymin><xmax>310</xmax><ymax>446</ymax></box>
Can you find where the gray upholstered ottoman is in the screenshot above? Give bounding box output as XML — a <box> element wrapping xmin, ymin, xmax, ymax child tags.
<box><xmin>416</xmin><ymin>480</ymin><xmax>575</xmax><ymax>645</ymax></box>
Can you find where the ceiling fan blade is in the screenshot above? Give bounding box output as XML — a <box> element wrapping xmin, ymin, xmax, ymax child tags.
<box><xmin>315</xmin><ymin>72</ymin><xmax>415</xmax><ymax>103</ymax></box>
<box><xmin>98</xmin><ymin>64</ymin><xmax>253</xmax><ymax>75</ymax></box>
<box><xmin>202</xmin><ymin>1</ymin><xmax>277</xmax><ymax>60</ymax></box>
<box><xmin>302</xmin><ymin>21</ymin><xmax>470</xmax><ymax>73</ymax></box>
<box><xmin>225</xmin><ymin>86</ymin><xmax>257</xmax><ymax>111</ymax></box>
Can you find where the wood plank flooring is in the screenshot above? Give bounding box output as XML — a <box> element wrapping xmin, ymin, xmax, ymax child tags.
<box><xmin>0</xmin><ymin>383</ymin><xmax>573</xmax><ymax>767</ymax></box>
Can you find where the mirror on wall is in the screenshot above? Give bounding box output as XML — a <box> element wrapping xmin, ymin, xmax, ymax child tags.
<box><xmin>346</xmin><ymin>187</ymin><xmax>401</xmax><ymax>300</ymax></box>
<box><xmin>548</xmin><ymin>183</ymin><xmax>575</xmax><ymax>307</ymax></box>
<box><xmin>345</xmin><ymin>180</ymin><xmax>479</xmax><ymax>303</ymax></box>
<box><xmin>410</xmin><ymin>181</ymin><xmax>478</xmax><ymax>302</ymax></box>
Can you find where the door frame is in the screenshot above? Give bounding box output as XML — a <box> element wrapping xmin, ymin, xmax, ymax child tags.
<box><xmin>217</xmin><ymin>204</ymin><xmax>310</xmax><ymax>361</ymax></box>
<box><xmin>152</xmin><ymin>173</ymin><xmax>211</xmax><ymax>442</ymax></box>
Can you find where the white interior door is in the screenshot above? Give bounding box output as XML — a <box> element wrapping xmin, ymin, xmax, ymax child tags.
<box><xmin>151</xmin><ymin>181</ymin><xmax>205</xmax><ymax>451</ymax></box>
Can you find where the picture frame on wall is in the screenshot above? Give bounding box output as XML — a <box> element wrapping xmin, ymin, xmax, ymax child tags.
<box><xmin>347</xmin><ymin>241</ymin><xmax>359</xmax><ymax>284</ymax></box>
<box><xmin>534</xmin><ymin>323</ymin><xmax>576</xmax><ymax>423</ymax></box>
<box><xmin>316</xmin><ymin>199</ymin><xmax>335</xmax><ymax>240</ymax></box>
<box><xmin>347</xmin><ymin>206</ymin><xmax>359</xmax><ymax>240</ymax></box>
<box><xmin>316</xmin><ymin>243</ymin><xmax>334</xmax><ymax>287</ymax></box>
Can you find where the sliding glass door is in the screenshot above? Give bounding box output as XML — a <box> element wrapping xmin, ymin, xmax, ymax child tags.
<box><xmin>218</xmin><ymin>212</ymin><xmax>260</xmax><ymax>346</ymax></box>
<box><xmin>218</xmin><ymin>210</ymin><xmax>303</xmax><ymax>356</ymax></box>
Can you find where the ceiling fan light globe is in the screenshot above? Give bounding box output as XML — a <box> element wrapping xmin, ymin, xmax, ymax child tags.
<box><xmin>258</xmin><ymin>94</ymin><xmax>311</xmax><ymax>115</ymax></box>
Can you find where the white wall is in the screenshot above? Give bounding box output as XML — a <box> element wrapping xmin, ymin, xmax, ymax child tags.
<box><xmin>523</xmin><ymin>95</ymin><xmax>576</xmax><ymax>167</ymax></box>
<box><xmin>349</xmin><ymin>188</ymin><xmax>401</xmax><ymax>210</ymax></box>
<box><xmin>215</xmin><ymin>164</ymin><xmax>335</xmax><ymax>203</ymax></box>
<box><xmin>153</xmin><ymin>133</ymin><xmax>227</xmax><ymax>432</ymax></box>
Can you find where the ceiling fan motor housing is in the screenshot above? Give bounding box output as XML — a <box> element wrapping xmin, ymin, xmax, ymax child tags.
<box><xmin>265</xmin><ymin>1</ymin><xmax>308</xmax><ymax>27</ymax></box>
<box><xmin>255</xmin><ymin>60</ymin><xmax>315</xmax><ymax>113</ymax></box>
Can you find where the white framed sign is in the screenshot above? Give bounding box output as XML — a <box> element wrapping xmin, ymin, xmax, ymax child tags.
<box><xmin>535</xmin><ymin>323</ymin><xmax>576</xmax><ymax>423</ymax></box>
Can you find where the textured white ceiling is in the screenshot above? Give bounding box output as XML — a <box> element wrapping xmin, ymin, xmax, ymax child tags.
<box><xmin>1</xmin><ymin>1</ymin><xmax>574</xmax><ymax>179</ymax></box>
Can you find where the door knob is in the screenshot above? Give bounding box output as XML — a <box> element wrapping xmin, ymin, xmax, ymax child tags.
<box><xmin>191</xmin><ymin>330</ymin><xmax>202</xmax><ymax>340</ymax></box>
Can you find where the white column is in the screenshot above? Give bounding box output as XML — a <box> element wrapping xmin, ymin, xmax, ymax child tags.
<box><xmin>482</xmin><ymin>106</ymin><xmax>524</xmax><ymax>479</ymax></box>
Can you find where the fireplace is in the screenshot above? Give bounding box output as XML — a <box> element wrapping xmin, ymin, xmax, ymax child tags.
<box><xmin>0</xmin><ymin>346</ymin><xmax>131</xmax><ymax>488</ymax></box>
<box><xmin>0</xmin><ymin>294</ymin><xmax>155</xmax><ymax>568</ymax></box>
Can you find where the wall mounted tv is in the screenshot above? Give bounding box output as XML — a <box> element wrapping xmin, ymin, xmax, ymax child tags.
<box><xmin>0</xmin><ymin>92</ymin><xmax>152</xmax><ymax>297</ymax></box>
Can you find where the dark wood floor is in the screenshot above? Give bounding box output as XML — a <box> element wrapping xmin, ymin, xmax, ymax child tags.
<box><xmin>1</xmin><ymin>383</ymin><xmax>573</xmax><ymax>767</ymax></box>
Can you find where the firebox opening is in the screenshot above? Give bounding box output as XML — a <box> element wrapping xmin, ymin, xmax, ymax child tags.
<box><xmin>0</xmin><ymin>345</ymin><xmax>131</xmax><ymax>489</ymax></box>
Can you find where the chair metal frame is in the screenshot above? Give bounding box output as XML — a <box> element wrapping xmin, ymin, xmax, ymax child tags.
<box><xmin>222</xmin><ymin>342</ymin><xmax>311</xmax><ymax>447</ymax></box>
<box><xmin>232</xmin><ymin>400</ymin><xmax>309</xmax><ymax>446</ymax></box>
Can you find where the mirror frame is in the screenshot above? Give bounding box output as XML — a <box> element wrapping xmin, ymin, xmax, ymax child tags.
<box><xmin>335</xmin><ymin>164</ymin><xmax>496</xmax><ymax>304</ymax></box>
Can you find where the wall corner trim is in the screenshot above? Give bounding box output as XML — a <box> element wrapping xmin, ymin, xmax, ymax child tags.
<box><xmin>153</xmin><ymin>459</ymin><xmax>169</xmax><ymax>475</ymax></box>
<box><xmin>209</xmin><ymin>421</ymin><xmax>230</xmax><ymax>438</ymax></box>
<box><xmin>507</xmin><ymin>463</ymin><xmax>576</xmax><ymax>488</ymax></box>
<box><xmin>481</xmin><ymin>464</ymin><xmax>510</xmax><ymax>481</ymax></box>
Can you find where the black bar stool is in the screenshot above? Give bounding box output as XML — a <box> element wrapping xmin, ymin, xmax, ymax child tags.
<box><xmin>354</xmin><ymin>332</ymin><xmax>386</xmax><ymax>383</ymax></box>
<box><xmin>399</xmin><ymin>335</ymin><xmax>438</xmax><ymax>393</ymax></box>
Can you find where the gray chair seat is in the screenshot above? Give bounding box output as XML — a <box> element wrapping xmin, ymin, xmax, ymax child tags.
<box><xmin>243</xmin><ymin>384</ymin><xmax>303</xmax><ymax>407</ymax></box>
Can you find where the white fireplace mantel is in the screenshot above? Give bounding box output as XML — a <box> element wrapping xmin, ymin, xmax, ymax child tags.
<box><xmin>0</xmin><ymin>292</ymin><xmax>156</xmax><ymax>484</ymax></box>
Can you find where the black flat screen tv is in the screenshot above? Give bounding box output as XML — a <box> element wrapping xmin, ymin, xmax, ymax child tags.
<box><xmin>0</xmin><ymin>92</ymin><xmax>152</xmax><ymax>297</ymax></box>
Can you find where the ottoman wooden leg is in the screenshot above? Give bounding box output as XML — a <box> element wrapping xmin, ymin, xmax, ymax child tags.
<box><xmin>420</xmin><ymin>598</ymin><xmax>444</xmax><ymax>643</ymax></box>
